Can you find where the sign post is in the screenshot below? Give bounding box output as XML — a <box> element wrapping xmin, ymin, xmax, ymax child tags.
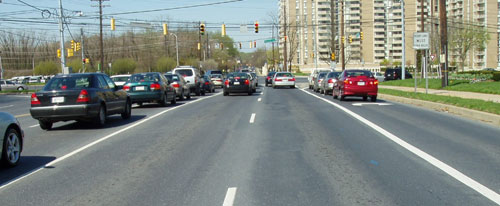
<box><xmin>413</xmin><ymin>32</ymin><xmax>430</xmax><ymax>94</ymax></box>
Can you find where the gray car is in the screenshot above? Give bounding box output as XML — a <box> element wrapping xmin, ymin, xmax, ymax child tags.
<box><xmin>313</xmin><ymin>72</ymin><xmax>328</xmax><ymax>93</ymax></box>
<box><xmin>0</xmin><ymin>112</ymin><xmax>24</xmax><ymax>167</ymax></box>
<box><xmin>320</xmin><ymin>71</ymin><xmax>342</xmax><ymax>95</ymax></box>
<box><xmin>164</xmin><ymin>73</ymin><xmax>191</xmax><ymax>100</ymax></box>
<box><xmin>0</xmin><ymin>79</ymin><xmax>27</xmax><ymax>91</ymax></box>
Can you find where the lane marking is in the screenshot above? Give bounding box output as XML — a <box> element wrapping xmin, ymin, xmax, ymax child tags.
<box><xmin>222</xmin><ymin>187</ymin><xmax>237</xmax><ymax>206</ymax></box>
<box><xmin>249</xmin><ymin>113</ymin><xmax>256</xmax><ymax>123</ymax></box>
<box><xmin>29</xmin><ymin>124</ymin><xmax>39</xmax><ymax>128</ymax></box>
<box><xmin>14</xmin><ymin>113</ymin><xmax>30</xmax><ymax>118</ymax></box>
<box><xmin>352</xmin><ymin>103</ymin><xmax>393</xmax><ymax>106</ymax></box>
<box><xmin>0</xmin><ymin>105</ymin><xmax>14</xmax><ymax>109</ymax></box>
<box><xmin>258</xmin><ymin>98</ymin><xmax>262</xmax><ymax>102</ymax></box>
<box><xmin>300</xmin><ymin>88</ymin><xmax>500</xmax><ymax>204</ymax></box>
<box><xmin>0</xmin><ymin>93</ymin><xmax>222</xmax><ymax>191</ymax></box>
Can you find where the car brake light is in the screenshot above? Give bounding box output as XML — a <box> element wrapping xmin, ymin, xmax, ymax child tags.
<box><xmin>267</xmin><ymin>76</ymin><xmax>271</xmax><ymax>80</ymax></box>
<box><xmin>318</xmin><ymin>79</ymin><xmax>322</xmax><ymax>83</ymax></box>
<box><xmin>172</xmin><ymin>83</ymin><xmax>180</xmax><ymax>88</ymax></box>
<box><xmin>205</xmin><ymin>82</ymin><xmax>210</xmax><ymax>85</ymax></box>
<box><xmin>31</xmin><ymin>93</ymin><xmax>41</xmax><ymax>105</ymax></box>
<box><xmin>244</xmin><ymin>79</ymin><xmax>250</xmax><ymax>85</ymax></box>
<box><xmin>290</xmin><ymin>78</ymin><xmax>295</xmax><ymax>81</ymax></box>
<box><xmin>374</xmin><ymin>80</ymin><xmax>379</xmax><ymax>85</ymax></box>
<box><xmin>123</xmin><ymin>85</ymin><xmax>130</xmax><ymax>91</ymax></box>
<box><xmin>76</xmin><ymin>90</ymin><xmax>90</xmax><ymax>103</ymax></box>
<box><xmin>344</xmin><ymin>79</ymin><xmax>352</xmax><ymax>84</ymax></box>
<box><xmin>224</xmin><ymin>80</ymin><xmax>229</xmax><ymax>85</ymax></box>
<box><xmin>150</xmin><ymin>83</ymin><xmax>161</xmax><ymax>91</ymax></box>
<box><xmin>328</xmin><ymin>79</ymin><xmax>333</xmax><ymax>83</ymax></box>
<box><xmin>275</xmin><ymin>78</ymin><xmax>282</xmax><ymax>81</ymax></box>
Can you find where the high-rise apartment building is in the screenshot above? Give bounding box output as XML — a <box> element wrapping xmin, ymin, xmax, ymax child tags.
<box><xmin>278</xmin><ymin>0</ymin><xmax>499</xmax><ymax>72</ymax></box>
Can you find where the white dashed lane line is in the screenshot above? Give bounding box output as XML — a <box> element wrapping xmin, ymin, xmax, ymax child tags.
<box><xmin>222</xmin><ymin>187</ymin><xmax>237</xmax><ymax>206</ymax></box>
<box><xmin>249</xmin><ymin>113</ymin><xmax>256</xmax><ymax>124</ymax></box>
<box><xmin>258</xmin><ymin>98</ymin><xmax>262</xmax><ymax>102</ymax></box>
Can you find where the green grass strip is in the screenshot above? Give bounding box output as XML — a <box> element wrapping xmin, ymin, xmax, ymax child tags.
<box><xmin>0</xmin><ymin>90</ymin><xmax>36</xmax><ymax>94</ymax></box>
<box><xmin>379</xmin><ymin>88</ymin><xmax>500</xmax><ymax>115</ymax></box>
<box><xmin>380</xmin><ymin>79</ymin><xmax>500</xmax><ymax>95</ymax></box>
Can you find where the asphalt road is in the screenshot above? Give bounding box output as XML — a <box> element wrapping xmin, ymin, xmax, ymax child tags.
<box><xmin>0</xmin><ymin>77</ymin><xmax>499</xmax><ymax>205</ymax></box>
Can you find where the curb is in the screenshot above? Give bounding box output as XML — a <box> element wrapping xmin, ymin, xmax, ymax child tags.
<box><xmin>379</xmin><ymin>94</ymin><xmax>500</xmax><ymax>127</ymax></box>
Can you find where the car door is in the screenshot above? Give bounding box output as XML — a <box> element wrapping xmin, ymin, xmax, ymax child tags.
<box><xmin>96</xmin><ymin>75</ymin><xmax>118</xmax><ymax>113</ymax></box>
<box><xmin>160</xmin><ymin>74</ymin><xmax>174</xmax><ymax>100</ymax></box>
<box><xmin>103</xmin><ymin>75</ymin><xmax>126</xmax><ymax>113</ymax></box>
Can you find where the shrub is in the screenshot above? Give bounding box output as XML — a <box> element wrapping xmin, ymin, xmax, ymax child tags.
<box><xmin>111</xmin><ymin>58</ymin><xmax>136</xmax><ymax>74</ymax></box>
<box><xmin>34</xmin><ymin>61</ymin><xmax>59</xmax><ymax>75</ymax></box>
<box><xmin>492</xmin><ymin>72</ymin><xmax>500</xmax><ymax>81</ymax></box>
<box><xmin>155</xmin><ymin>57</ymin><xmax>177</xmax><ymax>73</ymax></box>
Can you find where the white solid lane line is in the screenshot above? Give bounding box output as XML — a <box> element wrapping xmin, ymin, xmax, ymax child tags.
<box><xmin>352</xmin><ymin>103</ymin><xmax>392</xmax><ymax>106</ymax></box>
<box><xmin>300</xmin><ymin>88</ymin><xmax>500</xmax><ymax>205</ymax></box>
<box><xmin>0</xmin><ymin>105</ymin><xmax>14</xmax><ymax>109</ymax></box>
<box><xmin>258</xmin><ymin>98</ymin><xmax>262</xmax><ymax>102</ymax></box>
<box><xmin>249</xmin><ymin>113</ymin><xmax>256</xmax><ymax>123</ymax></box>
<box><xmin>29</xmin><ymin>124</ymin><xmax>39</xmax><ymax>128</ymax></box>
<box><xmin>0</xmin><ymin>93</ymin><xmax>222</xmax><ymax>191</ymax></box>
<box><xmin>222</xmin><ymin>187</ymin><xmax>237</xmax><ymax>206</ymax></box>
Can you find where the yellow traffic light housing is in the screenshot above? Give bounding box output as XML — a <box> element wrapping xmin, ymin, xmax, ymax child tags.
<box><xmin>341</xmin><ymin>36</ymin><xmax>345</xmax><ymax>43</ymax></box>
<box><xmin>200</xmin><ymin>23</ymin><xmax>205</xmax><ymax>35</ymax></box>
<box><xmin>57</xmin><ymin>49</ymin><xmax>61</xmax><ymax>58</ymax></box>
<box><xmin>360</xmin><ymin>32</ymin><xmax>363</xmax><ymax>40</ymax></box>
<box><xmin>255</xmin><ymin>21</ymin><xmax>259</xmax><ymax>33</ymax></box>
<box><xmin>221</xmin><ymin>24</ymin><xmax>226</xmax><ymax>36</ymax></box>
<box><xmin>331</xmin><ymin>53</ymin><xmax>335</xmax><ymax>61</ymax></box>
<box><xmin>111</xmin><ymin>18</ymin><xmax>116</xmax><ymax>31</ymax></box>
<box><xmin>349</xmin><ymin>35</ymin><xmax>353</xmax><ymax>43</ymax></box>
<box><xmin>76</xmin><ymin>42</ymin><xmax>81</xmax><ymax>51</ymax></box>
<box><xmin>163</xmin><ymin>23</ymin><xmax>168</xmax><ymax>36</ymax></box>
<box><xmin>70</xmin><ymin>40</ymin><xmax>75</xmax><ymax>50</ymax></box>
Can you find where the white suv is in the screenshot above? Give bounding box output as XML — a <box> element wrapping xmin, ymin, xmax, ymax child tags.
<box><xmin>173</xmin><ymin>66</ymin><xmax>203</xmax><ymax>96</ymax></box>
<box><xmin>308</xmin><ymin>68</ymin><xmax>333</xmax><ymax>89</ymax></box>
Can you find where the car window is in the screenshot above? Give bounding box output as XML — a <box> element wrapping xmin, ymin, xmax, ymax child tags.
<box><xmin>130</xmin><ymin>73</ymin><xmax>161</xmax><ymax>83</ymax></box>
<box><xmin>112</xmin><ymin>76</ymin><xmax>130</xmax><ymax>82</ymax></box>
<box><xmin>276</xmin><ymin>73</ymin><xmax>292</xmax><ymax>77</ymax></box>
<box><xmin>267</xmin><ymin>72</ymin><xmax>276</xmax><ymax>77</ymax></box>
<box><xmin>227</xmin><ymin>73</ymin><xmax>248</xmax><ymax>79</ymax></box>
<box><xmin>44</xmin><ymin>75</ymin><xmax>92</xmax><ymax>91</ymax></box>
<box><xmin>6</xmin><ymin>80</ymin><xmax>14</xmax><ymax>84</ymax></box>
<box><xmin>97</xmin><ymin>75</ymin><xmax>110</xmax><ymax>89</ymax></box>
<box><xmin>103</xmin><ymin>75</ymin><xmax>116</xmax><ymax>89</ymax></box>
<box><xmin>175</xmin><ymin>69</ymin><xmax>193</xmax><ymax>77</ymax></box>
<box><xmin>328</xmin><ymin>72</ymin><xmax>341</xmax><ymax>78</ymax></box>
<box><xmin>346</xmin><ymin>71</ymin><xmax>373</xmax><ymax>77</ymax></box>
<box><xmin>211</xmin><ymin>74</ymin><xmax>222</xmax><ymax>78</ymax></box>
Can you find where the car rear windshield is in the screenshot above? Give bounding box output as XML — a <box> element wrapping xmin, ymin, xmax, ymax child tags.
<box><xmin>130</xmin><ymin>73</ymin><xmax>161</xmax><ymax>83</ymax></box>
<box><xmin>267</xmin><ymin>72</ymin><xmax>276</xmax><ymax>77</ymax></box>
<box><xmin>211</xmin><ymin>74</ymin><xmax>222</xmax><ymax>78</ymax></box>
<box><xmin>112</xmin><ymin>76</ymin><xmax>130</xmax><ymax>82</ymax></box>
<box><xmin>328</xmin><ymin>72</ymin><xmax>341</xmax><ymax>78</ymax></box>
<box><xmin>227</xmin><ymin>73</ymin><xmax>248</xmax><ymax>79</ymax></box>
<box><xmin>318</xmin><ymin>73</ymin><xmax>327</xmax><ymax>78</ymax></box>
<box><xmin>44</xmin><ymin>75</ymin><xmax>92</xmax><ymax>91</ymax></box>
<box><xmin>209</xmin><ymin>71</ymin><xmax>223</xmax><ymax>75</ymax></box>
<box><xmin>175</xmin><ymin>69</ymin><xmax>193</xmax><ymax>76</ymax></box>
<box><xmin>275</xmin><ymin>73</ymin><xmax>292</xmax><ymax>77</ymax></box>
<box><xmin>346</xmin><ymin>71</ymin><xmax>373</xmax><ymax>77</ymax></box>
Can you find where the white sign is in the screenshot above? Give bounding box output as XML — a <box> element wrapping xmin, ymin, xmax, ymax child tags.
<box><xmin>430</xmin><ymin>54</ymin><xmax>435</xmax><ymax>61</ymax></box>
<box><xmin>413</xmin><ymin>32</ymin><xmax>430</xmax><ymax>50</ymax></box>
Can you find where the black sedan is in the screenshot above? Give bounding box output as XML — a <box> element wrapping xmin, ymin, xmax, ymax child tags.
<box><xmin>265</xmin><ymin>71</ymin><xmax>276</xmax><ymax>87</ymax></box>
<box><xmin>30</xmin><ymin>73</ymin><xmax>132</xmax><ymax>130</ymax></box>
<box><xmin>223</xmin><ymin>72</ymin><xmax>253</xmax><ymax>96</ymax></box>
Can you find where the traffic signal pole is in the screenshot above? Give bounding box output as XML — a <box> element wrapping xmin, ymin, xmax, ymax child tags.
<box><xmin>58</xmin><ymin>0</ymin><xmax>66</xmax><ymax>74</ymax></box>
<box><xmin>439</xmin><ymin>0</ymin><xmax>448</xmax><ymax>87</ymax></box>
<box><xmin>81</xmin><ymin>28</ymin><xmax>85</xmax><ymax>73</ymax></box>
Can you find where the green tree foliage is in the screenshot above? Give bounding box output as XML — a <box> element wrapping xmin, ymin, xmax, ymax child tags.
<box><xmin>449</xmin><ymin>21</ymin><xmax>490</xmax><ymax>72</ymax></box>
<box><xmin>34</xmin><ymin>61</ymin><xmax>59</xmax><ymax>75</ymax></box>
<box><xmin>180</xmin><ymin>58</ymin><xmax>199</xmax><ymax>68</ymax></box>
<box><xmin>155</xmin><ymin>57</ymin><xmax>177</xmax><ymax>73</ymax></box>
<box><xmin>66</xmin><ymin>59</ymin><xmax>83</xmax><ymax>73</ymax></box>
<box><xmin>380</xmin><ymin>59</ymin><xmax>391</xmax><ymax>67</ymax></box>
<box><xmin>112</xmin><ymin>58</ymin><xmax>136</xmax><ymax>74</ymax></box>
<box><xmin>200</xmin><ymin>59</ymin><xmax>219</xmax><ymax>70</ymax></box>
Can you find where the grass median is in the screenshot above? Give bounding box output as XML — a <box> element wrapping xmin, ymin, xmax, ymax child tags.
<box><xmin>0</xmin><ymin>90</ymin><xmax>36</xmax><ymax>94</ymax></box>
<box><xmin>379</xmin><ymin>88</ymin><xmax>500</xmax><ymax>115</ymax></box>
<box><xmin>380</xmin><ymin>79</ymin><xmax>500</xmax><ymax>95</ymax></box>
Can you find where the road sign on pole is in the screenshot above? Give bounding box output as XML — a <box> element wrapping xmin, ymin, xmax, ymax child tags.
<box><xmin>264</xmin><ymin>39</ymin><xmax>276</xmax><ymax>43</ymax></box>
<box><xmin>413</xmin><ymin>32</ymin><xmax>430</xmax><ymax>50</ymax></box>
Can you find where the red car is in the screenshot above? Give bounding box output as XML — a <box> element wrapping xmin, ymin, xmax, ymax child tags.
<box><xmin>333</xmin><ymin>70</ymin><xmax>378</xmax><ymax>102</ymax></box>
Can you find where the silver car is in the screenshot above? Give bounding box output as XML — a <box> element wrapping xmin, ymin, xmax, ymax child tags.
<box><xmin>164</xmin><ymin>73</ymin><xmax>191</xmax><ymax>100</ymax></box>
<box><xmin>0</xmin><ymin>112</ymin><xmax>23</xmax><ymax>167</ymax></box>
<box><xmin>313</xmin><ymin>72</ymin><xmax>328</xmax><ymax>93</ymax></box>
<box><xmin>0</xmin><ymin>79</ymin><xmax>27</xmax><ymax>91</ymax></box>
<box><xmin>320</xmin><ymin>71</ymin><xmax>342</xmax><ymax>95</ymax></box>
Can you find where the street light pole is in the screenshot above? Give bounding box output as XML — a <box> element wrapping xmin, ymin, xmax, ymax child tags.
<box><xmin>401</xmin><ymin>0</ymin><xmax>406</xmax><ymax>80</ymax></box>
<box><xmin>58</xmin><ymin>0</ymin><xmax>66</xmax><ymax>74</ymax></box>
<box><xmin>170</xmin><ymin>33</ymin><xmax>179</xmax><ymax>67</ymax></box>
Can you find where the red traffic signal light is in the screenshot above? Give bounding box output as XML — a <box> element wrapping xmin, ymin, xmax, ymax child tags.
<box><xmin>255</xmin><ymin>21</ymin><xmax>259</xmax><ymax>33</ymax></box>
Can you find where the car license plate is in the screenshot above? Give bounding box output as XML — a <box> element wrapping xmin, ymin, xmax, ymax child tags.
<box><xmin>357</xmin><ymin>81</ymin><xmax>365</xmax><ymax>86</ymax></box>
<box><xmin>52</xmin><ymin>97</ymin><xmax>64</xmax><ymax>103</ymax></box>
<box><xmin>135</xmin><ymin>86</ymin><xmax>145</xmax><ymax>91</ymax></box>
<box><xmin>234</xmin><ymin>81</ymin><xmax>240</xmax><ymax>85</ymax></box>
<box><xmin>283</xmin><ymin>79</ymin><xmax>288</xmax><ymax>81</ymax></box>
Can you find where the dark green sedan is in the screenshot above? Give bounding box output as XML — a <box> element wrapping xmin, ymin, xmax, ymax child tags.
<box><xmin>123</xmin><ymin>72</ymin><xmax>176</xmax><ymax>107</ymax></box>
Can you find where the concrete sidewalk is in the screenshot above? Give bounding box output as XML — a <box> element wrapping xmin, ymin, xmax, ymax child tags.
<box><xmin>379</xmin><ymin>85</ymin><xmax>500</xmax><ymax>103</ymax></box>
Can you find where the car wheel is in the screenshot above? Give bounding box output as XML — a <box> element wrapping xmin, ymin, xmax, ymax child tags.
<box><xmin>333</xmin><ymin>92</ymin><xmax>338</xmax><ymax>99</ymax></box>
<box><xmin>159</xmin><ymin>93</ymin><xmax>168</xmax><ymax>106</ymax></box>
<box><xmin>171</xmin><ymin>93</ymin><xmax>177</xmax><ymax>105</ymax></box>
<box><xmin>17</xmin><ymin>87</ymin><xmax>24</xmax><ymax>91</ymax></box>
<box><xmin>195</xmin><ymin>87</ymin><xmax>201</xmax><ymax>96</ymax></box>
<box><xmin>1</xmin><ymin>129</ymin><xmax>22</xmax><ymax>167</ymax></box>
<box><xmin>265</xmin><ymin>83</ymin><xmax>268</xmax><ymax>87</ymax></box>
<box><xmin>290</xmin><ymin>85</ymin><xmax>294</xmax><ymax>89</ymax></box>
<box><xmin>137</xmin><ymin>102</ymin><xmax>143</xmax><ymax>107</ymax></box>
<box><xmin>121</xmin><ymin>100</ymin><xmax>132</xmax><ymax>119</ymax></box>
<box><xmin>363</xmin><ymin>96</ymin><xmax>368</xmax><ymax>101</ymax></box>
<box><xmin>253</xmin><ymin>88</ymin><xmax>256</xmax><ymax>93</ymax></box>
<box><xmin>212</xmin><ymin>88</ymin><xmax>215</xmax><ymax>93</ymax></box>
<box><xmin>179</xmin><ymin>89</ymin><xmax>185</xmax><ymax>101</ymax></box>
<box><xmin>371</xmin><ymin>95</ymin><xmax>377</xmax><ymax>102</ymax></box>
<box><xmin>39</xmin><ymin>120</ymin><xmax>53</xmax><ymax>130</ymax></box>
<box><xmin>201</xmin><ymin>90</ymin><xmax>206</xmax><ymax>96</ymax></box>
<box><xmin>223</xmin><ymin>91</ymin><xmax>229</xmax><ymax>96</ymax></box>
<box><xmin>96</xmin><ymin>105</ymin><xmax>107</xmax><ymax>127</ymax></box>
<box><xmin>248</xmin><ymin>91</ymin><xmax>252</xmax><ymax>95</ymax></box>
<box><xmin>186</xmin><ymin>92</ymin><xmax>191</xmax><ymax>100</ymax></box>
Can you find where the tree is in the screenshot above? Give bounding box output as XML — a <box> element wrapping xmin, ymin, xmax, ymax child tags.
<box><xmin>155</xmin><ymin>57</ymin><xmax>177</xmax><ymax>73</ymax></box>
<box><xmin>34</xmin><ymin>61</ymin><xmax>59</xmax><ymax>75</ymax></box>
<box><xmin>380</xmin><ymin>59</ymin><xmax>391</xmax><ymax>67</ymax></box>
<box><xmin>448</xmin><ymin>20</ymin><xmax>490</xmax><ymax>71</ymax></box>
<box><xmin>112</xmin><ymin>58</ymin><xmax>136</xmax><ymax>74</ymax></box>
<box><xmin>200</xmin><ymin>59</ymin><xmax>219</xmax><ymax>70</ymax></box>
<box><xmin>66</xmin><ymin>59</ymin><xmax>83</xmax><ymax>73</ymax></box>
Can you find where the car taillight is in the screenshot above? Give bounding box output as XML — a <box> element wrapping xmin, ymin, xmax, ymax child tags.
<box><xmin>31</xmin><ymin>93</ymin><xmax>41</xmax><ymax>105</ymax></box>
<box><xmin>224</xmin><ymin>80</ymin><xmax>229</xmax><ymax>85</ymax></box>
<box><xmin>205</xmin><ymin>82</ymin><xmax>210</xmax><ymax>85</ymax></box>
<box><xmin>328</xmin><ymin>79</ymin><xmax>333</xmax><ymax>83</ymax></box>
<box><xmin>344</xmin><ymin>79</ymin><xmax>351</xmax><ymax>84</ymax></box>
<box><xmin>150</xmin><ymin>83</ymin><xmax>161</xmax><ymax>91</ymax></box>
<box><xmin>172</xmin><ymin>83</ymin><xmax>180</xmax><ymax>88</ymax></box>
<box><xmin>76</xmin><ymin>89</ymin><xmax>90</xmax><ymax>103</ymax></box>
<box><xmin>267</xmin><ymin>76</ymin><xmax>271</xmax><ymax>80</ymax></box>
<box><xmin>275</xmin><ymin>78</ymin><xmax>282</xmax><ymax>81</ymax></box>
<box><xmin>244</xmin><ymin>79</ymin><xmax>250</xmax><ymax>85</ymax></box>
<box><xmin>290</xmin><ymin>78</ymin><xmax>295</xmax><ymax>81</ymax></box>
<box><xmin>318</xmin><ymin>79</ymin><xmax>322</xmax><ymax>83</ymax></box>
<box><xmin>216</xmin><ymin>79</ymin><xmax>222</xmax><ymax>82</ymax></box>
<box><xmin>123</xmin><ymin>85</ymin><xmax>130</xmax><ymax>91</ymax></box>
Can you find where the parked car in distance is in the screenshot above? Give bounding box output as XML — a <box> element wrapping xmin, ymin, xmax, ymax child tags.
<box><xmin>309</xmin><ymin>68</ymin><xmax>332</xmax><ymax>89</ymax></box>
<box><xmin>223</xmin><ymin>72</ymin><xmax>253</xmax><ymax>96</ymax></box>
<box><xmin>111</xmin><ymin>74</ymin><xmax>131</xmax><ymax>88</ymax></box>
<box><xmin>202</xmin><ymin>75</ymin><xmax>215</xmax><ymax>93</ymax></box>
<box><xmin>0</xmin><ymin>79</ymin><xmax>27</xmax><ymax>91</ymax></box>
<box><xmin>30</xmin><ymin>73</ymin><xmax>132</xmax><ymax>130</ymax></box>
<box><xmin>320</xmin><ymin>71</ymin><xmax>342</xmax><ymax>95</ymax></box>
<box><xmin>272</xmin><ymin>72</ymin><xmax>295</xmax><ymax>89</ymax></box>
<box><xmin>124</xmin><ymin>72</ymin><xmax>176</xmax><ymax>107</ymax></box>
<box><xmin>205</xmin><ymin>70</ymin><xmax>223</xmax><ymax>77</ymax></box>
<box><xmin>373</xmin><ymin>72</ymin><xmax>385</xmax><ymax>82</ymax></box>
<box><xmin>384</xmin><ymin>68</ymin><xmax>413</xmax><ymax>81</ymax></box>
<box><xmin>173</xmin><ymin>66</ymin><xmax>203</xmax><ymax>96</ymax></box>
<box><xmin>265</xmin><ymin>71</ymin><xmax>276</xmax><ymax>87</ymax></box>
<box><xmin>210</xmin><ymin>74</ymin><xmax>224</xmax><ymax>88</ymax></box>
<box><xmin>333</xmin><ymin>70</ymin><xmax>378</xmax><ymax>102</ymax></box>
<box><xmin>164</xmin><ymin>73</ymin><xmax>190</xmax><ymax>100</ymax></box>
<box><xmin>29</xmin><ymin>76</ymin><xmax>42</xmax><ymax>84</ymax></box>
<box><xmin>250</xmin><ymin>72</ymin><xmax>258</xmax><ymax>87</ymax></box>
<box><xmin>0</xmin><ymin>112</ymin><xmax>23</xmax><ymax>167</ymax></box>
<box><xmin>313</xmin><ymin>72</ymin><xmax>328</xmax><ymax>93</ymax></box>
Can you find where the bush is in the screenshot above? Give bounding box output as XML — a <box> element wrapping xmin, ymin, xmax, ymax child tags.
<box><xmin>112</xmin><ymin>58</ymin><xmax>136</xmax><ymax>74</ymax></box>
<box><xmin>155</xmin><ymin>57</ymin><xmax>177</xmax><ymax>73</ymax></box>
<box><xmin>34</xmin><ymin>61</ymin><xmax>59</xmax><ymax>75</ymax></box>
<box><xmin>492</xmin><ymin>72</ymin><xmax>500</xmax><ymax>81</ymax></box>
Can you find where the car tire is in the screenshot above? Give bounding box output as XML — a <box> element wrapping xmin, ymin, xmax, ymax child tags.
<box><xmin>265</xmin><ymin>83</ymin><xmax>268</xmax><ymax>87</ymax></box>
<box><xmin>195</xmin><ymin>87</ymin><xmax>201</xmax><ymax>96</ymax></box>
<box><xmin>290</xmin><ymin>86</ymin><xmax>294</xmax><ymax>89</ymax></box>
<box><xmin>159</xmin><ymin>93</ymin><xmax>168</xmax><ymax>107</ymax></box>
<box><xmin>39</xmin><ymin>120</ymin><xmax>53</xmax><ymax>130</ymax></box>
<box><xmin>223</xmin><ymin>91</ymin><xmax>228</xmax><ymax>96</ymax></box>
<box><xmin>212</xmin><ymin>88</ymin><xmax>215</xmax><ymax>93</ymax></box>
<box><xmin>171</xmin><ymin>93</ymin><xmax>177</xmax><ymax>105</ymax></box>
<box><xmin>333</xmin><ymin>93</ymin><xmax>338</xmax><ymax>99</ymax></box>
<box><xmin>253</xmin><ymin>88</ymin><xmax>256</xmax><ymax>93</ymax></box>
<box><xmin>137</xmin><ymin>102</ymin><xmax>143</xmax><ymax>107</ymax></box>
<box><xmin>17</xmin><ymin>87</ymin><xmax>24</xmax><ymax>91</ymax></box>
<box><xmin>363</xmin><ymin>96</ymin><xmax>368</xmax><ymax>101</ymax></box>
<box><xmin>179</xmin><ymin>89</ymin><xmax>185</xmax><ymax>101</ymax></box>
<box><xmin>371</xmin><ymin>95</ymin><xmax>377</xmax><ymax>102</ymax></box>
<box><xmin>201</xmin><ymin>90</ymin><xmax>206</xmax><ymax>96</ymax></box>
<box><xmin>1</xmin><ymin>128</ymin><xmax>22</xmax><ymax>167</ymax></box>
<box><xmin>95</xmin><ymin>105</ymin><xmax>106</xmax><ymax>127</ymax></box>
<box><xmin>186</xmin><ymin>92</ymin><xmax>191</xmax><ymax>100</ymax></box>
<box><xmin>248</xmin><ymin>91</ymin><xmax>252</xmax><ymax>95</ymax></box>
<box><xmin>121</xmin><ymin>100</ymin><xmax>132</xmax><ymax>119</ymax></box>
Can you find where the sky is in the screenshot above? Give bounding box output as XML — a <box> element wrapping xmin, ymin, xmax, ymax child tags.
<box><xmin>0</xmin><ymin>0</ymin><xmax>279</xmax><ymax>51</ymax></box>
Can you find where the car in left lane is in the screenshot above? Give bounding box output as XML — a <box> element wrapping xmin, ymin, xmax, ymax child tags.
<box><xmin>0</xmin><ymin>79</ymin><xmax>27</xmax><ymax>91</ymax></box>
<box><xmin>111</xmin><ymin>74</ymin><xmax>131</xmax><ymax>88</ymax></box>
<box><xmin>30</xmin><ymin>73</ymin><xmax>132</xmax><ymax>130</ymax></box>
<box><xmin>0</xmin><ymin>112</ymin><xmax>23</xmax><ymax>167</ymax></box>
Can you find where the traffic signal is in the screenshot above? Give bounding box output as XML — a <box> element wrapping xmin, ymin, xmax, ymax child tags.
<box><xmin>349</xmin><ymin>35</ymin><xmax>353</xmax><ymax>43</ymax></box>
<box><xmin>254</xmin><ymin>41</ymin><xmax>256</xmax><ymax>48</ymax></box>
<box><xmin>341</xmin><ymin>36</ymin><xmax>345</xmax><ymax>43</ymax></box>
<box><xmin>331</xmin><ymin>53</ymin><xmax>335</xmax><ymax>61</ymax></box>
<box><xmin>85</xmin><ymin>58</ymin><xmax>90</xmax><ymax>63</ymax></box>
<box><xmin>76</xmin><ymin>42</ymin><xmax>81</xmax><ymax>51</ymax></box>
<box><xmin>254</xmin><ymin>21</ymin><xmax>259</xmax><ymax>33</ymax></box>
<box><xmin>57</xmin><ymin>49</ymin><xmax>61</xmax><ymax>58</ymax></box>
<box><xmin>82</xmin><ymin>58</ymin><xmax>86</xmax><ymax>64</ymax></box>
<box><xmin>198</xmin><ymin>43</ymin><xmax>201</xmax><ymax>50</ymax></box>
<box><xmin>111</xmin><ymin>18</ymin><xmax>115</xmax><ymax>31</ymax></box>
<box><xmin>249</xmin><ymin>42</ymin><xmax>252</xmax><ymax>48</ymax></box>
<box><xmin>239</xmin><ymin>42</ymin><xmax>242</xmax><ymax>49</ymax></box>
<box><xmin>200</xmin><ymin>23</ymin><xmax>205</xmax><ymax>35</ymax></box>
<box><xmin>360</xmin><ymin>32</ymin><xmax>363</xmax><ymax>40</ymax></box>
<box><xmin>67</xmin><ymin>48</ymin><xmax>74</xmax><ymax>57</ymax></box>
<box><xmin>70</xmin><ymin>40</ymin><xmax>75</xmax><ymax>50</ymax></box>
<box><xmin>163</xmin><ymin>23</ymin><xmax>168</xmax><ymax>36</ymax></box>
<box><xmin>221</xmin><ymin>24</ymin><xmax>226</xmax><ymax>36</ymax></box>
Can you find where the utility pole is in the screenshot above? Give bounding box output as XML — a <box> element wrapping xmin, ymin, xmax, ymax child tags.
<box><xmin>92</xmin><ymin>0</ymin><xmax>109</xmax><ymax>73</ymax></box>
<box><xmin>81</xmin><ymin>28</ymin><xmax>85</xmax><ymax>73</ymax></box>
<box><xmin>283</xmin><ymin>2</ymin><xmax>288</xmax><ymax>72</ymax></box>
<box><xmin>170</xmin><ymin>33</ymin><xmax>179</xmax><ymax>67</ymax></box>
<box><xmin>330</xmin><ymin>0</ymin><xmax>336</xmax><ymax>69</ymax></box>
<box><xmin>272</xmin><ymin>23</ymin><xmax>275</xmax><ymax>71</ymax></box>
<box><xmin>439</xmin><ymin>0</ymin><xmax>448</xmax><ymax>87</ymax></box>
<box><xmin>341</xmin><ymin>0</ymin><xmax>345</xmax><ymax>71</ymax></box>
<box><xmin>58</xmin><ymin>0</ymin><xmax>66</xmax><ymax>74</ymax></box>
<box><xmin>0</xmin><ymin>51</ymin><xmax>3</xmax><ymax>80</ymax></box>
<box><xmin>401</xmin><ymin>0</ymin><xmax>406</xmax><ymax>80</ymax></box>
<box><xmin>206</xmin><ymin>32</ymin><xmax>210</xmax><ymax>59</ymax></box>
<box><xmin>199</xmin><ymin>22</ymin><xmax>202</xmax><ymax>62</ymax></box>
